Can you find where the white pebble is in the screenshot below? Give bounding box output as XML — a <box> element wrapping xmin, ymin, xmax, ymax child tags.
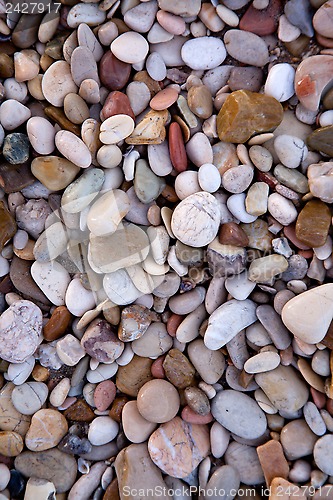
<box><xmin>265</xmin><ymin>63</ymin><xmax>295</xmax><ymax>102</ymax></box>
<box><xmin>88</xmin><ymin>416</ymin><xmax>119</xmax><ymax>445</ymax></box>
<box><xmin>198</xmin><ymin>163</ymin><xmax>221</xmax><ymax>193</ymax></box>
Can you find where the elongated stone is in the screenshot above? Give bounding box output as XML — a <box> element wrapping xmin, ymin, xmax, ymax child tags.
<box><xmin>295</xmin><ymin>200</ymin><xmax>331</xmax><ymax>248</ymax></box>
<box><xmin>217</xmin><ymin>90</ymin><xmax>283</xmax><ymax>143</ymax></box>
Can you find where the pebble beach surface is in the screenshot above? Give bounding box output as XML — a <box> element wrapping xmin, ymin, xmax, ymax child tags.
<box><xmin>0</xmin><ymin>0</ymin><xmax>333</xmax><ymax>498</ymax></box>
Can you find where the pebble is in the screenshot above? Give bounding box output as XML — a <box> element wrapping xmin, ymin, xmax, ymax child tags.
<box><xmin>226</xmin><ymin>441</ymin><xmax>265</xmax><ymax>485</ymax></box>
<box><xmin>132</xmin><ymin>322</ymin><xmax>173</xmax><ymax>358</ymax></box>
<box><xmin>111</xmin><ymin>32</ymin><xmax>149</xmax><ymax>64</ymax></box>
<box><xmin>314</xmin><ymin>435</ymin><xmax>333</xmax><ymax>475</ymax></box>
<box><xmin>255</xmin><ymin>365</ymin><xmax>309</xmax><ymax>413</ymax></box>
<box><xmin>0</xmin><ymin>100</ymin><xmax>31</xmax><ymax>131</ymax></box>
<box><xmin>0</xmin><ymin>431</ymin><xmax>23</xmax><ymax>457</ymax></box>
<box><xmin>0</xmin><ymin>464</ymin><xmax>10</xmax><ymax>491</ymax></box>
<box><xmin>282</xmin><ymin>283</ymin><xmax>333</xmax><ymax>344</ymax></box>
<box><xmin>3</xmin><ymin>133</ymin><xmax>30</xmax><ymax>165</ymax></box>
<box><xmin>245</xmin><ymin>182</ymin><xmax>269</xmax><ymax>216</ymax></box>
<box><xmin>137</xmin><ymin>379</ymin><xmax>180</xmax><ymax>423</ymax></box>
<box><xmin>188</xmin><ymin>339</ymin><xmax>226</xmax><ymax>384</ymax></box>
<box><xmin>88</xmin><ymin>416</ymin><xmax>118</xmax><ymax>446</ymax></box>
<box><xmin>0</xmin><ymin>300</ymin><xmax>42</xmax><ymax>363</ymax></box>
<box><xmin>25</xmin><ymin>409</ymin><xmax>68</xmax><ymax>451</ymax></box>
<box><xmin>56</xmin><ymin>334</ymin><xmax>85</xmax><ymax>366</ymax></box>
<box><xmin>31</xmin><ymin>261</ymin><xmax>70</xmax><ymax>306</ymax></box>
<box><xmin>26</xmin><ymin>117</ymin><xmax>55</xmax><ymax>155</ymax></box>
<box><xmin>181</xmin><ymin>37</ymin><xmax>226</xmax><ymax>70</ymax></box>
<box><xmin>211</xmin><ymin>390</ymin><xmax>267</xmax><ymax>439</ymax></box>
<box><xmin>186</xmin><ymin>132</ymin><xmax>213</xmax><ymax>167</ymax></box>
<box><xmin>205</xmin><ymin>299</ymin><xmax>257</xmax><ymax>350</ymax></box>
<box><xmin>224</xmin><ymin>30</ymin><xmax>269</xmax><ymax>67</ymax></box>
<box><xmin>274</xmin><ymin>135</ymin><xmax>308</xmax><ymax>168</ymax></box>
<box><xmin>206</xmin><ymin>465</ymin><xmax>241</xmax><ymax>499</ymax></box>
<box><xmin>99</xmin><ymin>51</ymin><xmax>131</xmax><ymax>91</ymax></box>
<box><xmin>42</xmin><ymin>61</ymin><xmax>77</xmax><ymax>107</ymax></box>
<box><xmin>148</xmin><ymin>416</ymin><xmax>210</xmax><ymax>478</ymax></box>
<box><xmin>264</xmin><ymin>63</ymin><xmax>295</xmax><ymax>102</ymax></box>
<box><xmin>61</xmin><ymin>168</ymin><xmax>104</xmax><ymax>213</ymax></box>
<box><xmin>11</xmin><ymin>382</ymin><xmax>48</xmax><ymax>415</ymax></box>
<box><xmin>81</xmin><ymin>318</ymin><xmax>124</xmax><ymax>363</ymax></box>
<box><xmin>171</xmin><ymin>192</ymin><xmax>220</xmax><ymax>248</ymax></box>
<box><xmin>296</xmin><ymin>200</ymin><xmax>331</xmax><ymax>248</ymax></box>
<box><xmin>198</xmin><ymin>163</ymin><xmax>221</xmax><ymax>193</ymax></box>
<box><xmin>55</xmin><ymin>130</ymin><xmax>92</xmax><ymax>169</ymax></box>
<box><xmin>122</xmin><ymin>401</ymin><xmax>157</xmax><ymax>444</ymax></box>
<box><xmin>163</xmin><ymin>348</ymin><xmax>195</xmax><ymax>389</ymax></box>
<box><xmin>303</xmin><ymin>401</ymin><xmax>326</xmax><ymax>436</ymax></box>
<box><xmin>14</xmin><ymin>449</ymin><xmax>77</xmax><ymax>493</ymax></box>
<box><xmin>222</xmin><ymin>164</ymin><xmax>254</xmax><ymax>193</ymax></box>
<box><xmin>281</xmin><ymin>419</ymin><xmax>317</xmax><ymax>460</ymax></box>
<box><xmin>67</xmin><ymin>3</ymin><xmax>106</xmax><ymax>28</ymax></box>
<box><xmin>256</xmin><ymin>440</ymin><xmax>289</xmax><ymax>486</ymax></box>
<box><xmin>244</xmin><ymin>351</ymin><xmax>280</xmax><ymax>374</ymax></box>
<box><xmin>267</xmin><ymin>193</ymin><xmax>298</xmax><ymax>225</ymax></box>
<box><xmin>284</xmin><ymin>0</ymin><xmax>314</xmax><ymax>37</ymax></box>
<box><xmin>308</xmin><ymin>162</ymin><xmax>333</xmax><ymax>203</ymax></box>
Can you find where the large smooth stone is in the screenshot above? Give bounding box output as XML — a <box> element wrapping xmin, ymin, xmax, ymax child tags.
<box><xmin>42</xmin><ymin>61</ymin><xmax>77</xmax><ymax>107</ymax></box>
<box><xmin>282</xmin><ymin>283</ymin><xmax>333</xmax><ymax>344</ymax></box>
<box><xmin>31</xmin><ymin>261</ymin><xmax>71</xmax><ymax>306</ymax></box>
<box><xmin>255</xmin><ymin>365</ymin><xmax>309</xmax><ymax>412</ymax></box>
<box><xmin>0</xmin><ymin>300</ymin><xmax>42</xmax><ymax>364</ymax></box>
<box><xmin>181</xmin><ymin>37</ymin><xmax>226</xmax><ymax>70</ymax></box>
<box><xmin>295</xmin><ymin>199</ymin><xmax>331</xmax><ymax>248</ymax></box>
<box><xmin>14</xmin><ymin>449</ymin><xmax>77</xmax><ymax>493</ymax></box>
<box><xmin>204</xmin><ymin>299</ymin><xmax>257</xmax><ymax>350</ymax></box>
<box><xmin>89</xmin><ymin>223</ymin><xmax>150</xmax><ymax>274</ymax></box>
<box><xmin>217</xmin><ymin>90</ymin><xmax>283</xmax><ymax>143</ymax></box>
<box><xmin>61</xmin><ymin>168</ymin><xmax>104</xmax><ymax>213</ymax></box>
<box><xmin>295</xmin><ymin>56</ymin><xmax>333</xmax><ymax>112</ymax></box>
<box><xmin>115</xmin><ymin>444</ymin><xmax>171</xmax><ymax>499</ymax></box>
<box><xmin>224</xmin><ymin>30</ymin><xmax>269</xmax><ymax>67</ymax></box>
<box><xmin>31</xmin><ymin>156</ymin><xmax>80</xmax><ymax>191</ymax></box>
<box><xmin>211</xmin><ymin>390</ymin><xmax>267</xmax><ymax>439</ymax></box>
<box><xmin>148</xmin><ymin>417</ymin><xmax>210</xmax><ymax>479</ymax></box>
<box><xmin>171</xmin><ymin>192</ymin><xmax>220</xmax><ymax>248</ymax></box>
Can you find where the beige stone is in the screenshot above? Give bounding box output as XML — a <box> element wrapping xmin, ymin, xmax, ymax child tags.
<box><xmin>25</xmin><ymin>409</ymin><xmax>68</xmax><ymax>451</ymax></box>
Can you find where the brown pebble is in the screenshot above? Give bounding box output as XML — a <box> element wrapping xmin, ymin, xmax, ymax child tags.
<box><xmin>99</xmin><ymin>51</ymin><xmax>131</xmax><ymax>91</ymax></box>
<box><xmin>169</xmin><ymin>122</ymin><xmax>188</xmax><ymax>173</ymax></box>
<box><xmin>116</xmin><ymin>355</ymin><xmax>153</xmax><ymax>397</ymax></box>
<box><xmin>187</xmin><ymin>85</ymin><xmax>213</xmax><ymax>119</ymax></box>
<box><xmin>43</xmin><ymin>306</ymin><xmax>72</xmax><ymax>341</ymax></box>
<box><xmin>109</xmin><ymin>396</ymin><xmax>128</xmax><ymax>423</ymax></box>
<box><xmin>239</xmin><ymin>0</ymin><xmax>282</xmax><ymax>36</ymax></box>
<box><xmin>296</xmin><ymin>200</ymin><xmax>331</xmax><ymax>248</ymax></box>
<box><xmin>10</xmin><ymin>256</ymin><xmax>50</xmax><ymax>305</ymax></box>
<box><xmin>167</xmin><ymin>314</ymin><xmax>184</xmax><ymax>337</ymax></box>
<box><xmin>103</xmin><ymin>478</ymin><xmax>120</xmax><ymax>500</ymax></box>
<box><xmin>31</xmin><ymin>365</ymin><xmax>49</xmax><ymax>382</ymax></box>
<box><xmin>63</xmin><ymin>399</ymin><xmax>95</xmax><ymax>423</ymax></box>
<box><xmin>100</xmin><ymin>91</ymin><xmax>135</xmax><ymax>121</ymax></box>
<box><xmin>133</xmin><ymin>70</ymin><xmax>162</xmax><ymax>96</ymax></box>
<box><xmin>311</xmin><ymin>387</ymin><xmax>326</xmax><ymax>409</ymax></box>
<box><xmin>163</xmin><ymin>349</ymin><xmax>195</xmax><ymax>389</ymax></box>
<box><xmin>161</xmin><ymin>184</ymin><xmax>179</xmax><ymax>203</ymax></box>
<box><xmin>0</xmin><ymin>201</ymin><xmax>16</xmax><ymax>251</ymax></box>
<box><xmin>0</xmin><ymin>54</ymin><xmax>14</xmax><ymax>78</ymax></box>
<box><xmin>44</xmin><ymin>106</ymin><xmax>81</xmax><ymax>137</ymax></box>
<box><xmin>150</xmin><ymin>88</ymin><xmax>179</xmax><ymax>111</ymax></box>
<box><xmin>219</xmin><ymin>222</ymin><xmax>249</xmax><ymax>247</ymax></box>
<box><xmin>0</xmin><ymin>431</ymin><xmax>24</xmax><ymax>457</ymax></box>
<box><xmin>0</xmin><ymin>162</ymin><xmax>35</xmax><ymax>194</ymax></box>
<box><xmin>184</xmin><ymin>386</ymin><xmax>210</xmax><ymax>416</ymax></box>
<box><xmin>257</xmin><ymin>440</ymin><xmax>289</xmax><ymax>487</ymax></box>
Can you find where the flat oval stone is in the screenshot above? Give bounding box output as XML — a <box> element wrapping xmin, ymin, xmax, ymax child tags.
<box><xmin>244</xmin><ymin>351</ymin><xmax>280</xmax><ymax>374</ymax></box>
<box><xmin>31</xmin><ymin>261</ymin><xmax>70</xmax><ymax>306</ymax></box>
<box><xmin>148</xmin><ymin>416</ymin><xmax>210</xmax><ymax>478</ymax></box>
<box><xmin>0</xmin><ymin>99</ymin><xmax>31</xmax><ymax>131</ymax></box>
<box><xmin>281</xmin><ymin>419</ymin><xmax>317</xmax><ymax>460</ymax></box>
<box><xmin>0</xmin><ymin>382</ymin><xmax>31</xmax><ymax>436</ymax></box>
<box><xmin>295</xmin><ymin>200</ymin><xmax>331</xmax><ymax>248</ymax></box>
<box><xmin>274</xmin><ymin>135</ymin><xmax>308</xmax><ymax>169</ymax></box>
<box><xmin>66</xmin><ymin>3</ymin><xmax>106</xmax><ymax>28</ymax></box>
<box><xmin>248</xmin><ymin>254</ymin><xmax>289</xmax><ymax>283</ymax></box>
<box><xmin>99</xmin><ymin>51</ymin><xmax>131</xmax><ymax>91</ymax></box>
<box><xmin>42</xmin><ymin>61</ymin><xmax>77</xmax><ymax>107</ymax></box>
<box><xmin>224</xmin><ymin>30</ymin><xmax>269</xmax><ymax>66</ymax></box>
<box><xmin>55</xmin><ymin>130</ymin><xmax>92</xmax><ymax>168</ymax></box>
<box><xmin>31</xmin><ymin>156</ymin><xmax>80</xmax><ymax>191</ymax></box>
<box><xmin>12</xmin><ymin>382</ymin><xmax>48</xmax><ymax>415</ymax></box>
<box><xmin>217</xmin><ymin>90</ymin><xmax>283</xmax><ymax>143</ymax></box>
<box><xmin>15</xmin><ymin>449</ymin><xmax>77</xmax><ymax>493</ymax></box>
<box><xmin>211</xmin><ymin>390</ymin><xmax>267</xmax><ymax>439</ymax></box>
<box><xmin>0</xmin><ymin>431</ymin><xmax>23</xmax><ymax>457</ymax></box>
<box><xmin>205</xmin><ymin>299</ymin><xmax>257</xmax><ymax>350</ymax></box>
<box><xmin>282</xmin><ymin>283</ymin><xmax>333</xmax><ymax>344</ymax></box>
<box><xmin>61</xmin><ymin>168</ymin><xmax>104</xmax><ymax>213</ymax></box>
<box><xmin>64</xmin><ymin>93</ymin><xmax>89</xmax><ymax>125</ymax></box>
<box><xmin>0</xmin><ymin>300</ymin><xmax>42</xmax><ymax>363</ymax></box>
<box><xmin>132</xmin><ymin>322</ymin><xmax>173</xmax><ymax>357</ymax></box>
<box><xmin>111</xmin><ymin>32</ymin><xmax>149</xmax><ymax>64</ymax></box>
<box><xmin>171</xmin><ymin>192</ymin><xmax>220</xmax><ymax>248</ymax></box>
<box><xmin>100</xmin><ymin>114</ymin><xmax>135</xmax><ymax>145</ymax></box>
<box><xmin>181</xmin><ymin>37</ymin><xmax>226</xmax><ymax>70</ymax></box>
<box><xmin>88</xmin><ymin>416</ymin><xmax>118</xmax><ymax>446</ymax></box>
<box><xmin>137</xmin><ymin>379</ymin><xmax>180</xmax><ymax>423</ymax></box>
<box><xmin>27</xmin><ymin>117</ymin><xmax>55</xmax><ymax>155</ymax></box>
<box><xmin>265</xmin><ymin>63</ymin><xmax>295</xmax><ymax>102</ymax></box>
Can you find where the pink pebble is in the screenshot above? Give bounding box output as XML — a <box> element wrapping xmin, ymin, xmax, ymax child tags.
<box><xmin>58</xmin><ymin>397</ymin><xmax>77</xmax><ymax>411</ymax></box>
<box><xmin>311</xmin><ymin>387</ymin><xmax>326</xmax><ymax>409</ymax></box>
<box><xmin>181</xmin><ymin>406</ymin><xmax>214</xmax><ymax>424</ymax></box>
<box><xmin>94</xmin><ymin>380</ymin><xmax>116</xmax><ymax>411</ymax></box>
<box><xmin>151</xmin><ymin>356</ymin><xmax>166</xmax><ymax>379</ymax></box>
<box><xmin>156</xmin><ymin>10</ymin><xmax>186</xmax><ymax>35</ymax></box>
<box><xmin>284</xmin><ymin>225</ymin><xmax>310</xmax><ymax>250</ymax></box>
<box><xmin>298</xmin><ymin>249</ymin><xmax>313</xmax><ymax>259</ymax></box>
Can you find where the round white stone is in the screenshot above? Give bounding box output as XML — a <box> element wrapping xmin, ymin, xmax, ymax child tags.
<box><xmin>111</xmin><ymin>32</ymin><xmax>149</xmax><ymax>64</ymax></box>
<box><xmin>88</xmin><ymin>416</ymin><xmax>119</xmax><ymax>446</ymax></box>
<box><xmin>265</xmin><ymin>63</ymin><xmax>295</xmax><ymax>102</ymax></box>
<box><xmin>181</xmin><ymin>37</ymin><xmax>227</xmax><ymax>70</ymax></box>
<box><xmin>27</xmin><ymin>117</ymin><xmax>55</xmax><ymax>155</ymax></box>
<box><xmin>198</xmin><ymin>163</ymin><xmax>221</xmax><ymax>193</ymax></box>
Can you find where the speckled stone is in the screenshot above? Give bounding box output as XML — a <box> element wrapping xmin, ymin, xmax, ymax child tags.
<box><xmin>3</xmin><ymin>133</ymin><xmax>29</xmax><ymax>164</ymax></box>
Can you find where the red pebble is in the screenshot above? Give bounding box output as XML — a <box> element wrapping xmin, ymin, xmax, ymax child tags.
<box><xmin>239</xmin><ymin>0</ymin><xmax>282</xmax><ymax>36</ymax></box>
<box><xmin>181</xmin><ymin>406</ymin><xmax>214</xmax><ymax>424</ymax></box>
<box><xmin>94</xmin><ymin>380</ymin><xmax>116</xmax><ymax>412</ymax></box>
<box><xmin>169</xmin><ymin>122</ymin><xmax>188</xmax><ymax>173</ymax></box>
<box><xmin>311</xmin><ymin>387</ymin><xmax>326</xmax><ymax>409</ymax></box>
<box><xmin>167</xmin><ymin>313</ymin><xmax>184</xmax><ymax>337</ymax></box>
<box><xmin>284</xmin><ymin>225</ymin><xmax>311</xmax><ymax>250</ymax></box>
<box><xmin>151</xmin><ymin>356</ymin><xmax>166</xmax><ymax>379</ymax></box>
<box><xmin>99</xmin><ymin>51</ymin><xmax>131</xmax><ymax>91</ymax></box>
<box><xmin>100</xmin><ymin>91</ymin><xmax>135</xmax><ymax>121</ymax></box>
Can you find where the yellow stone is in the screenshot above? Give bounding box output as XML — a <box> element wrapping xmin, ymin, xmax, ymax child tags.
<box><xmin>0</xmin><ymin>430</ymin><xmax>24</xmax><ymax>456</ymax></box>
<box><xmin>217</xmin><ymin>90</ymin><xmax>283</xmax><ymax>143</ymax></box>
<box><xmin>31</xmin><ymin>156</ymin><xmax>80</xmax><ymax>191</ymax></box>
